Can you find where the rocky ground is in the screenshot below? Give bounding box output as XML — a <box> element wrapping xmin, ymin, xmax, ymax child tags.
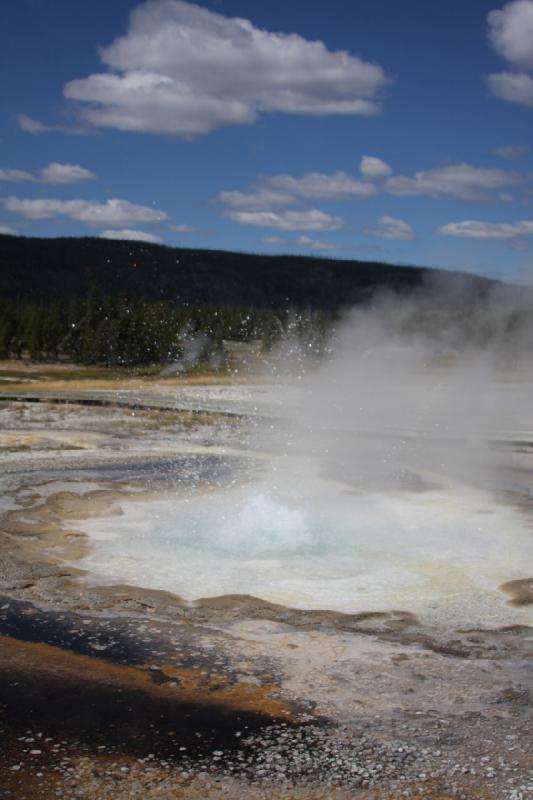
<box><xmin>0</xmin><ymin>390</ymin><xmax>532</xmax><ymax>799</ymax></box>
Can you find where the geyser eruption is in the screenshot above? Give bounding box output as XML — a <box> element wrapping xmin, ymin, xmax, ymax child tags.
<box><xmin>74</xmin><ymin>285</ymin><xmax>533</xmax><ymax>629</ymax></box>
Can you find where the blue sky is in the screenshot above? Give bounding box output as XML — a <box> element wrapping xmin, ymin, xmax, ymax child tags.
<box><xmin>1</xmin><ymin>0</ymin><xmax>532</xmax><ymax>281</ymax></box>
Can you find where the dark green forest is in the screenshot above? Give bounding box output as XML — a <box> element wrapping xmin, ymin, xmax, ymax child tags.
<box><xmin>0</xmin><ymin>233</ymin><xmax>523</xmax><ymax>367</ymax></box>
<box><xmin>0</xmin><ymin>234</ymin><xmax>497</xmax><ymax>308</ymax></box>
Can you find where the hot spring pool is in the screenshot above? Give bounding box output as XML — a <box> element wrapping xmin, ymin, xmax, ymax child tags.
<box><xmin>73</xmin><ymin>472</ymin><xmax>533</xmax><ymax>629</ymax></box>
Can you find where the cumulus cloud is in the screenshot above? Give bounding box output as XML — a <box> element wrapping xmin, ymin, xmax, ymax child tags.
<box><xmin>99</xmin><ymin>228</ymin><xmax>164</xmax><ymax>243</ymax></box>
<box><xmin>16</xmin><ymin>112</ymin><xmax>92</xmax><ymax>136</ymax></box>
<box><xmin>487</xmin><ymin>70</ymin><xmax>533</xmax><ymax>106</ymax></box>
<box><xmin>40</xmin><ymin>163</ymin><xmax>96</xmax><ymax>184</ymax></box>
<box><xmin>0</xmin><ymin>162</ymin><xmax>95</xmax><ymax>184</ymax></box>
<box><xmin>225</xmin><ymin>208</ymin><xmax>344</xmax><ymax>231</ymax></box>
<box><xmin>359</xmin><ymin>155</ymin><xmax>392</xmax><ymax>181</ymax></box>
<box><xmin>61</xmin><ymin>0</ymin><xmax>390</xmax><ymax>137</ymax></box>
<box><xmin>437</xmin><ymin>218</ymin><xmax>533</xmax><ymax>239</ymax></box>
<box><xmin>220</xmin><ymin>159</ymin><xmax>521</xmax><ymax>218</ymax></box>
<box><xmin>296</xmin><ymin>235</ymin><xmax>337</xmax><ymax>250</ymax></box>
<box><xmin>365</xmin><ymin>215</ymin><xmax>415</xmax><ymax>241</ymax></box>
<box><xmin>0</xmin><ymin>225</ymin><xmax>18</xmax><ymax>236</ymax></box>
<box><xmin>261</xmin><ymin>236</ymin><xmax>287</xmax><ymax>245</ymax></box>
<box><xmin>487</xmin><ymin>0</ymin><xmax>533</xmax><ymax>107</ymax></box>
<box><xmin>218</xmin><ymin>169</ymin><xmax>378</xmax><ymax>213</ymax></box>
<box><xmin>493</xmin><ymin>143</ymin><xmax>529</xmax><ymax>159</ymax></box>
<box><xmin>261</xmin><ymin>234</ymin><xmax>336</xmax><ymax>250</ymax></box>
<box><xmin>17</xmin><ymin>114</ymin><xmax>50</xmax><ymax>134</ymax></box>
<box><xmin>385</xmin><ymin>163</ymin><xmax>520</xmax><ymax>201</ymax></box>
<box><xmin>218</xmin><ymin>188</ymin><xmax>295</xmax><ymax>211</ymax></box>
<box><xmin>171</xmin><ymin>223</ymin><xmax>195</xmax><ymax>232</ymax></box>
<box><xmin>0</xmin><ymin>169</ymin><xmax>34</xmax><ymax>183</ymax></box>
<box><xmin>4</xmin><ymin>196</ymin><xmax>168</xmax><ymax>227</ymax></box>
<box><xmin>265</xmin><ymin>171</ymin><xmax>376</xmax><ymax>200</ymax></box>
<box><xmin>488</xmin><ymin>0</ymin><xmax>533</xmax><ymax>69</ymax></box>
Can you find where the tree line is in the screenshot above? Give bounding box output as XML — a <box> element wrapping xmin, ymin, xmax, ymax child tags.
<box><xmin>0</xmin><ymin>288</ymin><xmax>334</xmax><ymax>367</ymax></box>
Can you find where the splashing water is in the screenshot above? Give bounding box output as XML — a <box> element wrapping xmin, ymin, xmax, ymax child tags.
<box><xmin>207</xmin><ymin>490</ymin><xmax>312</xmax><ymax>555</ymax></box>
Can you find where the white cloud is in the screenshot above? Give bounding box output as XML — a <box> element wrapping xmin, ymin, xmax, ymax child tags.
<box><xmin>40</xmin><ymin>162</ymin><xmax>96</xmax><ymax>184</ymax></box>
<box><xmin>385</xmin><ymin>163</ymin><xmax>520</xmax><ymax>201</ymax></box>
<box><xmin>488</xmin><ymin>0</ymin><xmax>533</xmax><ymax>70</ymax></box>
<box><xmin>171</xmin><ymin>223</ymin><xmax>195</xmax><ymax>232</ymax></box>
<box><xmin>486</xmin><ymin>70</ymin><xmax>533</xmax><ymax>107</ymax></box>
<box><xmin>261</xmin><ymin>235</ymin><xmax>287</xmax><ymax>245</ymax></box>
<box><xmin>217</xmin><ymin>159</ymin><xmax>522</xmax><ymax>231</ymax></box>
<box><xmin>493</xmin><ymin>143</ymin><xmax>529</xmax><ymax>158</ymax></box>
<box><xmin>218</xmin><ymin>170</ymin><xmax>376</xmax><ymax>212</ymax></box>
<box><xmin>0</xmin><ymin>225</ymin><xmax>18</xmax><ymax>235</ymax></box>
<box><xmin>265</xmin><ymin>171</ymin><xmax>376</xmax><ymax>200</ymax></box>
<box><xmin>99</xmin><ymin>228</ymin><xmax>164</xmax><ymax>243</ymax></box>
<box><xmin>219</xmin><ymin>159</ymin><xmax>522</xmax><ymax>225</ymax></box>
<box><xmin>359</xmin><ymin>155</ymin><xmax>392</xmax><ymax>181</ymax></box>
<box><xmin>296</xmin><ymin>235</ymin><xmax>336</xmax><ymax>250</ymax></box>
<box><xmin>218</xmin><ymin>188</ymin><xmax>294</xmax><ymax>210</ymax></box>
<box><xmin>437</xmin><ymin>218</ymin><xmax>533</xmax><ymax>239</ymax></box>
<box><xmin>16</xmin><ymin>113</ymin><xmax>91</xmax><ymax>136</ymax></box>
<box><xmin>0</xmin><ymin>169</ymin><xmax>35</xmax><ymax>183</ymax></box>
<box><xmin>4</xmin><ymin>196</ymin><xmax>168</xmax><ymax>227</ymax></box>
<box><xmin>261</xmin><ymin>234</ymin><xmax>336</xmax><ymax>250</ymax></box>
<box><xmin>487</xmin><ymin>1</ymin><xmax>533</xmax><ymax>107</ymax></box>
<box><xmin>62</xmin><ymin>0</ymin><xmax>390</xmax><ymax>137</ymax></box>
<box><xmin>17</xmin><ymin>113</ymin><xmax>50</xmax><ymax>134</ymax></box>
<box><xmin>225</xmin><ymin>208</ymin><xmax>344</xmax><ymax>231</ymax></box>
<box><xmin>366</xmin><ymin>215</ymin><xmax>415</xmax><ymax>240</ymax></box>
<box><xmin>0</xmin><ymin>162</ymin><xmax>95</xmax><ymax>184</ymax></box>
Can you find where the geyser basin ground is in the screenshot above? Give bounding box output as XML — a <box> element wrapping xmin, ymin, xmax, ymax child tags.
<box><xmin>74</xmin><ymin>466</ymin><xmax>533</xmax><ymax>629</ymax></box>
<box><xmin>1</xmin><ymin>388</ymin><xmax>532</xmax><ymax>799</ymax></box>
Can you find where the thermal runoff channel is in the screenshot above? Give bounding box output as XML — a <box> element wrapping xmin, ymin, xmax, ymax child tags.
<box><xmin>73</xmin><ymin>298</ymin><xmax>533</xmax><ymax>630</ymax></box>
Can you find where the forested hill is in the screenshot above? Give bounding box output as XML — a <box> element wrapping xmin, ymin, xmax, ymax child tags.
<box><xmin>0</xmin><ymin>234</ymin><xmax>496</xmax><ymax>310</ymax></box>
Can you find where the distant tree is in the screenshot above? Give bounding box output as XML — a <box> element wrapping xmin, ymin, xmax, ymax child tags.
<box><xmin>41</xmin><ymin>299</ymin><xmax>67</xmax><ymax>358</ymax></box>
<box><xmin>0</xmin><ymin>304</ymin><xmax>16</xmax><ymax>358</ymax></box>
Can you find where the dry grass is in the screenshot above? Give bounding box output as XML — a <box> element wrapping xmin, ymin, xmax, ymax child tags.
<box><xmin>0</xmin><ymin>358</ymin><xmax>277</xmax><ymax>392</ymax></box>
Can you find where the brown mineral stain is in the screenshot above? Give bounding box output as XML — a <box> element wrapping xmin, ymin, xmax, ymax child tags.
<box><xmin>159</xmin><ymin>662</ymin><xmax>289</xmax><ymax>718</ymax></box>
<box><xmin>0</xmin><ymin>634</ymin><xmax>294</xmax><ymax>721</ymax></box>
<box><xmin>500</xmin><ymin>577</ymin><xmax>533</xmax><ymax>607</ymax></box>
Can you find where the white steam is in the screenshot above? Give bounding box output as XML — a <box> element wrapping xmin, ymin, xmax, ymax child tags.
<box><xmin>76</xmin><ymin>280</ymin><xmax>533</xmax><ymax>627</ymax></box>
